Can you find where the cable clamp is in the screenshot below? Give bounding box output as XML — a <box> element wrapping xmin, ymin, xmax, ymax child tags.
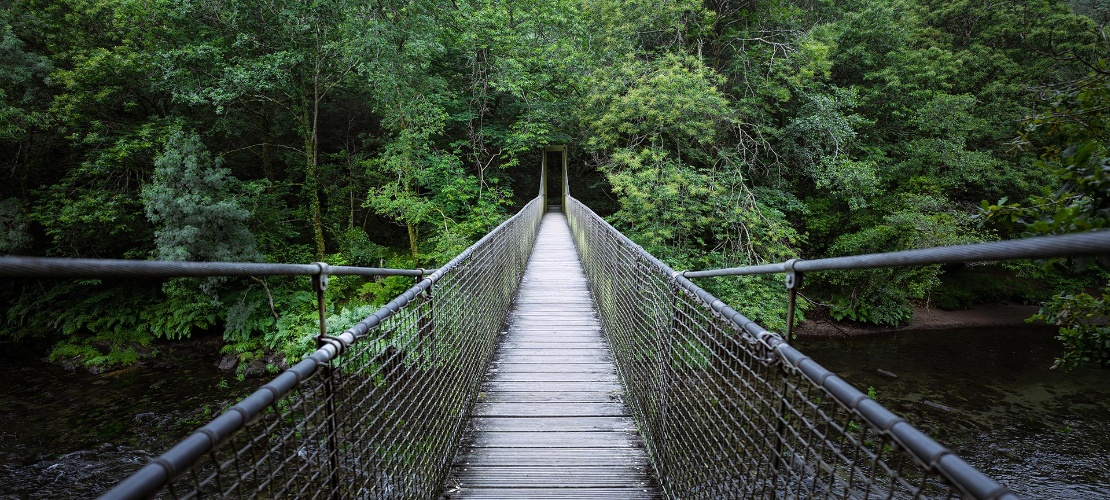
<box><xmin>317</xmin><ymin>335</ymin><xmax>346</xmax><ymax>358</ymax></box>
<box><xmin>783</xmin><ymin>259</ymin><xmax>804</xmax><ymax>290</ymax></box>
<box><xmin>311</xmin><ymin>262</ymin><xmax>330</xmax><ymax>292</ymax></box>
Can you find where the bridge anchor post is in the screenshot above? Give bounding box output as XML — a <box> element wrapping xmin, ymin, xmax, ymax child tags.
<box><xmin>783</xmin><ymin>259</ymin><xmax>804</xmax><ymax>343</ymax></box>
<box><xmin>312</xmin><ymin>263</ymin><xmax>342</xmax><ymax>500</ymax></box>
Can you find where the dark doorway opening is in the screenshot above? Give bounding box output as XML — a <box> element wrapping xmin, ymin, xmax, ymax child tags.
<box><xmin>545</xmin><ymin>150</ymin><xmax>563</xmax><ymax>209</ymax></box>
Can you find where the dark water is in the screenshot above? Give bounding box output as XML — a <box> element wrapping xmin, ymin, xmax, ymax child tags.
<box><xmin>0</xmin><ymin>340</ymin><xmax>255</xmax><ymax>498</ymax></box>
<box><xmin>1</xmin><ymin>328</ymin><xmax>1107</xmax><ymax>498</ymax></box>
<box><xmin>794</xmin><ymin>327</ymin><xmax>1110</xmax><ymax>499</ymax></box>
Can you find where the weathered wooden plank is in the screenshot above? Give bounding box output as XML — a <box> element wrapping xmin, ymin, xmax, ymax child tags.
<box><xmin>504</xmin><ymin>325</ymin><xmax>604</xmax><ymax>332</ymax></box>
<box><xmin>483</xmin><ymin>384</ymin><xmax>622</xmax><ymax>393</ymax></box>
<box><xmin>479</xmin><ymin>391</ymin><xmax>618</xmax><ymax>404</ymax></box>
<box><xmin>493</xmin><ymin>359</ymin><xmax>615</xmax><ymax>368</ymax></box>
<box><xmin>498</xmin><ymin>339</ymin><xmax>606</xmax><ymax>346</ymax></box>
<box><xmin>512</xmin><ymin>300</ymin><xmax>595</xmax><ymax>306</ymax></box>
<box><xmin>489</xmin><ymin>361</ymin><xmax>612</xmax><ymax>369</ymax></box>
<box><xmin>487</xmin><ymin>362</ymin><xmax>614</xmax><ymax>373</ymax></box>
<box><xmin>510</xmin><ymin>312</ymin><xmax>598</xmax><ymax>318</ymax></box>
<box><xmin>510</xmin><ymin>314</ymin><xmax>598</xmax><ymax>320</ymax></box>
<box><xmin>451</xmin><ymin>466</ymin><xmax>654</xmax><ymax>486</ymax></box>
<box><xmin>507</xmin><ymin>318</ymin><xmax>601</xmax><ymax>324</ymax></box>
<box><xmin>503</xmin><ymin>330</ymin><xmax>600</xmax><ymax>336</ymax></box>
<box><xmin>467</xmin><ymin>431</ymin><xmax>641</xmax><ymax>449</ymax></box>
<box><xmin>481</xmin><ymin>381</ymin><xmax>621</xmax><ymax>392</ymax></box>
<box><xmin>498</xmin><ymin>338</ymin><xmax>607</xmax><ymax>346</ymax></box>
<box><xmin>454</xmin><ymin>447</ymin><xmax>649</xmax><ymax>467</ymax></box>
<box><xmin>495</xmin><ymin>357</ymin><xmax>617</xmax><ymax>368</ymax></box>
<box><xmin>488</xmin><ymin>372</ymin><xmax>617</xmax><ymax>383</ymax></box>
<box><xmin>468</xmin><ymin>416</ymin><xmax>636</xmax><ymax>432</ymax></box>
<box><xmin>490</xmin><ymin>362</ymin><xmax>617</xmax><ymax>371</ymax></box>
<box><xmin>443</xmin><ymin>487</ymin><xmax>660</xmax><ymax>499</ymax></box>
<box><xmin>502</xmin><ymin>331</ymin><xmax>604</xmax><ymax>338</ymax></box>
<box><xmin>511</xmin><ymin>304</ymin><xmax>597</xmax><ymax>309</ymax></box>
<box><xmin>495</xmin><ymin>349</ymin><xmax>612</xmax><ymax>358</ymax></box>
<box><xmin>472</xmin><ymin>402</ymin><xmax>629</xmax><ymax>417</ymax></box>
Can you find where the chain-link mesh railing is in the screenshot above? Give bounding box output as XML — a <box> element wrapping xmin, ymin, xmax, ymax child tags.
<box><xmin>102</xmin><ymin>197</ymin><xmax>544</xmax><ymax>499</ymax></box>
<box><xmin>565</xmin><ymin>195</ymin><xmax>1018</xmax><ymax>500</ymax></box>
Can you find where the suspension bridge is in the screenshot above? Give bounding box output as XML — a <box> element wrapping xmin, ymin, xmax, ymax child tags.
<box><xmin>3</xmin><ymin>155</ymin><xmax>1109</xmax><ymax>499</ymax></box>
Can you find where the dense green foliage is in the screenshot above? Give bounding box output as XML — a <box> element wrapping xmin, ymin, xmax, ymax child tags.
<box><xmin>1</xmin><ymin>0</ymin><xmax>1107</xmax><ymax>371</ymax></box>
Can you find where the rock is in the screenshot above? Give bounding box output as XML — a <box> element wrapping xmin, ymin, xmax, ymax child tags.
<box><xmin>876</xmin><ymin>368</ymin><xmax>898</xmax><ymax>379</ymax></box>
<box><xmin>243</xmin><ymin>360</ymin><xmax>267</xmax><ymax>378</ymax></box>
<box><xmin>922</xmin><ymin>400</ymin><xmax>952</xmax><ymax>413</ymax></box>
<box><xmin>216</xmin><ymin>354</ymin><xmax>239</xmax><ymax>372</ymax></box>
<box><xmin>264</xmin><ymin>351</ymin><xmax>287</xmax><ymax>371</ymax></box>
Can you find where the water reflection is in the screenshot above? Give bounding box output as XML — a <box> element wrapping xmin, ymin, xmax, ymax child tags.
<box><xmin>0</xmin><ymin>340</ymin><xmax>254</xmax><ymax>498</ymax></box>
<box><xmin>2</xmin><ymin>327</ymin><xmax>1106</xmax><ymax>498</ymax></box>
<box><xmin>794</xmin><ymin>326</ymin><xmax>1110</xmax><ymax>499</ymax></box>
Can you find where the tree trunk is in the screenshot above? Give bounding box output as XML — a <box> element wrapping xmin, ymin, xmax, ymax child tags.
<box><xmin>262</xmin><ymin>107</ymin><xmax>275</xmax><ymax>181</ymax></box>
<box><xmin>304</xmin><ymin>106</ymin><xmax>327</xmax><ymax>260</ymax></box>
<box><xmin>407</xmin><ymin>222</ymin><xmax>419</xmax><ymax>267</ymax></box>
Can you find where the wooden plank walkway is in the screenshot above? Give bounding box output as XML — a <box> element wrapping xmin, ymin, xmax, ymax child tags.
<box><xmin>444</xmin><ymin>211</ymin><xmax>660</xmax><ymax>499</ymax></box>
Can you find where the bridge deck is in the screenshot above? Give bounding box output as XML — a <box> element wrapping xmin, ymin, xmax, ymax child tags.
<box><xmin>444</xmin><ymin>211</ymin><xmax>660</xmax><ymax>499</ymax></box>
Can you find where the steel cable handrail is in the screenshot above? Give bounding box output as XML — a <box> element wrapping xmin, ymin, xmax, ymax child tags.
<box><xmin>682</xmin><ymin>230</ymin><xmax>1110</xmax><ymax>278</ymax></box>
<box><xmin>0</xmin><ymin>256</ymin><xmax>434</xmax><ymax>278</ymax></box>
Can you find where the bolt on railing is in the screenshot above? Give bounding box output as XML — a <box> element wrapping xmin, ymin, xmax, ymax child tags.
<box><xmin>88</xmin><ymin>196</ymin><xmax>545</xmax><ymax>499</ymax></box>
<box><xmin>565</xmin><ymin>194</ymin><xmax>1028</xmax><ymax>499</ymax></box>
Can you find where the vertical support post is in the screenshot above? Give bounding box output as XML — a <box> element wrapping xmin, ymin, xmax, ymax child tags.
<box><xmin>312</xmin><ymin>262</ymin><xmax>341</xmax><ymax>500</ymax></box>
<box><xmin>312</xmin><ymin>262</ymin><xmax>329</xmax><ymax>344</ymax></box>
<box><xmin>416</xmin><ymin>271</ymin><xmax>434</xmax><ymax>369</ymax></box>
<box><xmin>539</xmin><ymin>148</ymin><xmax>548</xmax><ymax>200</ymax></box>
<box><xmin>561</xmin><ymin>145</ymin><xmax>569</xmax><ymax>213</ymax></box>
<box><xmin>770</xmin><ymin>259</ymin><xmax>803</xmax><ymax>492</ymax></box>
<box><xmin>783</xmin><ymin>259</ymin><xmax>804</xmax><ymax>343</ymax></box>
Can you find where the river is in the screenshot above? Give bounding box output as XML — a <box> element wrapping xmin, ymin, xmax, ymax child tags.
<box><xmin>0</xmin><ymin>338</ymin><xmax>255</xmax><ymax>498</ymax></box>
<box><xmin>1</xmin><ymin>327</ymin><xmax>1107</xmax><ymax>498</ymax></box>
<box><xmin>795</xmin><ymin>326</ymin><xmax>1110</xmax><ymax>499</ymax></box>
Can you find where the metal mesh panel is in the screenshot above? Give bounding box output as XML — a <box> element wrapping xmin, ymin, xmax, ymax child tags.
<box><xmin>565</xmin><ymin>196</ymin><xmax>1014</xmax><ymax>500</ymax></box>
<box><xmin>104</xmin><ymin>198</ymin><xmax>544</xmax><ymax>499</ymax></box>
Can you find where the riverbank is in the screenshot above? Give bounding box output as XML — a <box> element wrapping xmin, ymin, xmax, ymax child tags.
<box><xmin>792</xmin><ymin>327</ymin><xmax>1110</xmax><ymax>498</ymax></box>
<box><xmin>795</xmin><ymin>303</ymin><xmax>1049</xmax><ymax>337</ymax></box>
<box><xmin>0</xmin><ymin>339</ymin><xmax>256</xmax><ymax>497</ymax></box>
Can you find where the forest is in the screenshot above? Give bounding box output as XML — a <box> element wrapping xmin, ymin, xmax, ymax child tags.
<box><xmin>1</xmin><ymin>0</ymin><xmax>1107</xmax><ymax>374</ymax></box>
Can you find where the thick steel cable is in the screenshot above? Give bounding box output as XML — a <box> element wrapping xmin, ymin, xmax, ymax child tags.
<box><xmin>683</xmin><ymin>230</ymin><xmax>1110</xmax><ymax>278</ymax></box>
<box><xmin>0</xmin><ymin>256</ymin><xmax>432</xmax><ymax>279</ymax></box>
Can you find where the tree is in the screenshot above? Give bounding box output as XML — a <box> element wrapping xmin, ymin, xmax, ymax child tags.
<box><xmin>983</xmin><ymin>68</ymin><xmax>1110</xmax><ymax>370</ymax></box>
<box><xmin>158</xmin><ymin>0</ymin><xmax>371</xmax><ymax>259</ymax></box>
<box><xmin>575</xmin><ymin>2</ymin><xmax>803</xmax><ymax>328</ymax></box>
<box><xmin>142</xmin><ymin>129</ymin><xmax>259</xmax><ymax>262</ymax></box>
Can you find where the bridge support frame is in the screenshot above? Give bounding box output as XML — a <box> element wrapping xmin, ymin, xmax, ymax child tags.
<box><xmin>783</xmin><ymin>258</ymin><xmax>803</xmax><ymax>343</ymax></box>
<box><xmin>541</xmin><ymin>145</ymin><xmax>568</xmax><ymax>211</ymax></box>
<box><xmin>312</xmin><ymin>263</ymin><xmax>342</xmax><ymax>500</ymax></box>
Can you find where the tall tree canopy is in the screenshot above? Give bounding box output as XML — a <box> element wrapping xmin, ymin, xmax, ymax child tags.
<box><xmin>0</xmin><ymin>0</ymin><xmax>1106</xmax><ymax>371</ymax></box>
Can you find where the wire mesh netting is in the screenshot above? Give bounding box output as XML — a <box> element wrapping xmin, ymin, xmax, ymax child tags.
<box><xmin>565</xmin><ymin>196</ymin><xmax>1015</xmax><ymax>500</ymax></box>
<box><xmin>105</xmin><ymin>197</ymin><xmax>544</xmax><ymax>499</ymax></box>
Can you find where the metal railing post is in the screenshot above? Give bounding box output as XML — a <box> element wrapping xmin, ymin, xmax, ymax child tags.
<box><xmin>416</xmin><ymin>270</ymin><xmax>435</xmax><ymax>371</ymax></box>
<box><xmin>783</xmin><ymin>259</ymin><xmax>803</xmax><ymax>343</ymax></box>
<box><xmin>312</xmin><ymin>263</ymin><xmax>342</xmax><ymax>500</ymax></box>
